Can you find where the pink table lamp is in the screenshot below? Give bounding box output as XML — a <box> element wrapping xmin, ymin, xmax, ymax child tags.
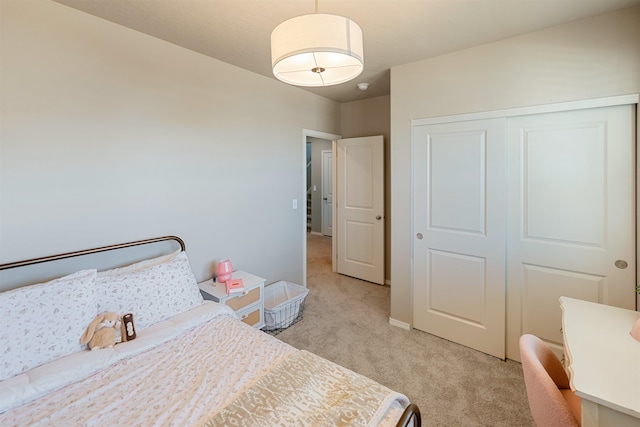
<box><xmin>216</xmin><ymin>259</ymin><xmax>233</xmax><ymax>283</ymax></box>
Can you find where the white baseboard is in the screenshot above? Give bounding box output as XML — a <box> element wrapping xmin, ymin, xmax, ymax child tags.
<box><xmin>389</xmin><ymin>317</ymin><xmax>411</xmax><ymax>330</ymax></box>
<box><xmin>309</xmin><ymin>231</ymin><xmax>324</xmax><ymax>236</ymax></box>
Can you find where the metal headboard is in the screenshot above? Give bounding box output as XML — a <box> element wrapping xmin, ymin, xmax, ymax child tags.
<box><xmin>0</xmin><ymin>236</ymin><xmax>185</xmax><ymax>291</ymax></box>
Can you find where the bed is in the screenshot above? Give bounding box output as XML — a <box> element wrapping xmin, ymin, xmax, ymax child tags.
<box><xmin>0</xmin><ymin>236</ymin><xmax>421</xmax><ymax>427</ymax></box>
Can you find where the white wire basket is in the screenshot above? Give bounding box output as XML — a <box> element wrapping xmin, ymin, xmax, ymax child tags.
<box><xmin>262</xmin><ymin>281</ymin><xmax>308</xmax><ymax>334</ymax></box>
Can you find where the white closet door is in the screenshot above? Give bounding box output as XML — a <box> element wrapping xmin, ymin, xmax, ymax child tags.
<box><xmin>413</xmin><ymin>118</ymin><xmax>507</xmax><ymax>359</ymax></box>
<box><xmin>505</xmin><ymin>105</ymin><xmax>636</xmax><ymax>361</ymax></box>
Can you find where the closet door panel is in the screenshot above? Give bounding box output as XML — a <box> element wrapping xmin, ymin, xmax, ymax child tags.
<box><xmin>429</xmin><ymin>131</ymin><xmax>486</xmax><ymax>234</ymax></box>
<box><xmin>413</xmin><ymin>118</ymin><xmax>507</xmax><ymax>359</ymax></box>
<box><xmin>506</xmin><ymin>105</ymin><xmax>635</xmax><ymax>361</ymax></box>
<box><xmin>520</xmin><ymin>264</ymin><xmax>602</xmax><ymax>344</ymax></box>
<box><xmin>524</xmin><ymin>125</ymin><xmax>605</xmax><ymax>245</ymax></box>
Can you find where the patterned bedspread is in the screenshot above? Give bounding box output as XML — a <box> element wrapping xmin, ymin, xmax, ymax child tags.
<box><xmin>206</xmin><ymin>350</ymin><xmax>408</xmax><ymax>427</ymax></box>
<box><xmin>0</xmin><ymin>306</ymin><xmax>408</xmax><ymax>427</ymax></box>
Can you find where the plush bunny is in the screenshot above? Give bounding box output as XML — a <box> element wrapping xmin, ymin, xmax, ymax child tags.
<box><xmin>80</xmin><ymin>312</ymin><xmax>121</xmax><ymax>350</ymax></box>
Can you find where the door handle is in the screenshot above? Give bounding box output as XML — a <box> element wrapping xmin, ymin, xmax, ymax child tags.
<box><xmin>615</xmin><ymin>260</ymin><xmax>628</xmax><ymax>269</ymax></box>
<box><xmin>376</xmin><ymin>215</ymin><xmax>382</xmax><ymax>220</ymax></box>
<box><xmin>323</xmin><ymin>198</ymin><xmax>327</xmax><ymax>201</ymax></box>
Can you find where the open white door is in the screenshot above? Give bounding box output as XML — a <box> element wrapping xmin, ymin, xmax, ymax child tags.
<box><xmin>321</xmin><ymin>150</ymin><xmax>333</xmax><ymax>237</ymax></box>
<box><xmin>336</xmin><ymin>136</ymin><xmax>385</xmax><ymax>285</ymax></box>
<box><xmin>412</xmin><ymin>118</ymin><xmax>507</xmax><ymax>359</ymax></box>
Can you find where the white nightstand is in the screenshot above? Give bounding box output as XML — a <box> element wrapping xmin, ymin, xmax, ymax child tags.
<box><xmin>198</xmin><ymin>271</ymin><xmax>265</xmax><ymax>329</ymax></box>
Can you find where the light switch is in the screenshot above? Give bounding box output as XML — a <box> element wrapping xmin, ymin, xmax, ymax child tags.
<box><xmin>313</xmin><ymin>185</ymin><xmax>317</xmax><ymax>191</ymax></box>
<box><xmin>292</xmin><ymin>199</ymin><xmax>298</xmax><ymax>209</ymax></box>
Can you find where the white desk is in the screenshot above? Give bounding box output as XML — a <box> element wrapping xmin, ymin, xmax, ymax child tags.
<box><xmin>560</xmin><ymin>297</ymin><xmax>640</xmax><ymax>427</ymax></box>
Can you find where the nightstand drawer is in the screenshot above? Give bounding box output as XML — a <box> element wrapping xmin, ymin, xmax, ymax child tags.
<box><xmin>238</xmin><ymin>305</ymin><xmax>263</xmax><ymax>327</ymax></box>
<box><xmin>226</xmin><ymin>286</ymin><xmax>261</xmax><ymax>311</ymax></box>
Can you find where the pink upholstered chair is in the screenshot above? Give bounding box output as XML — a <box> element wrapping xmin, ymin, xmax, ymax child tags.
<box><xmin>519</xmin><ymin>334</ymin><xmax>581</xmax><ymax>427</ymax></box>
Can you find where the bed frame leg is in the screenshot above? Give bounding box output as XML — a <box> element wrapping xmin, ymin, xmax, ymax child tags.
<box><xmin>396</xmin><ymin>403</ymin><xmax>421</xmax><ymax>427</ymax></box>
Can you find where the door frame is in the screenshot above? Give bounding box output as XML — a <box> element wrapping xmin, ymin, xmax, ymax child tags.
<box><xmin>637</xmin><ymin>104</ymin><xmax>640</xmax><ymax>311</ymax></box>
<box><xmin>302</xmin><ymin>129</ymin><xmax>341</xmax><ymax>286</ymax></box>
<box><xmin>411</xmin><ymin>94</ymin><xmax>638</xmax><ymax>127</ymax></box>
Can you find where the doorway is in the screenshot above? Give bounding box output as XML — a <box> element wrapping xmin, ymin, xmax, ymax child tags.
<box><xmin>303</xmin><ymin>130</ymin><xmax>387</xmax><ymax>287</ymax></box>
<box><xmin>302</xmin><ymin>129</ymin><xmax>341</xmax><ymax>286</ymax></box>
<box><xmin>306</xmin><ymin>137</ymin><xmax>333</xmax><ymax>237</ymax></box>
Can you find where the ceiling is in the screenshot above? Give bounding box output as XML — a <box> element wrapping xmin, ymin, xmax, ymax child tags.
<box><xmin>53</xmin><ymin>0</ymin><xmax>640</xmax><ymax>103</ymax></box>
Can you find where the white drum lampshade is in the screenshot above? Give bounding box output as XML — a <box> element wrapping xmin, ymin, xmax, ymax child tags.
<box><xmin>271</xmin><ymin>13</ymin><xmax>364</xmax><ymax>87</ymax></box>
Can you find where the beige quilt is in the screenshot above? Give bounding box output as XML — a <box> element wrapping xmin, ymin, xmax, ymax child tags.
<box><xmin>205</xmin><ymin>350</ymin><xmax>408</xmax><ymax>427</ymax></box>
<box><xmin>1</xmin><ymin>308</ymin><xmax>408</xmax><ymax>427</ymax></box>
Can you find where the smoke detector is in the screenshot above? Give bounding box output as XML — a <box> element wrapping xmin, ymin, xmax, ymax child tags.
<box><xmin>357</xmin><ymin>82</ymin><xmax>369</xmax><ymax>91</ymax></box>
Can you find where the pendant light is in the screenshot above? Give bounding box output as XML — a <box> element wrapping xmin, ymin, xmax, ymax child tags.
<box><xmin>271</xmin><ymin>0</ymin><xmax>364</xmax><ymax>87</ymax></box>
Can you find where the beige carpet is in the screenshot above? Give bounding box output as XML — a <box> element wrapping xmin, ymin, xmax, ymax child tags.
<box><xmin>275</xmin><ymin>233</ymin><xmax>535</xmax><ymax>426</ymax></box>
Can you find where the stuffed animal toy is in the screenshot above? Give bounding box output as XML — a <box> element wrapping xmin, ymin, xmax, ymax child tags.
<box><xmin>80</xmin><ymin>312</ymin><xmax>121</xmax><ymax>350</ymax></box>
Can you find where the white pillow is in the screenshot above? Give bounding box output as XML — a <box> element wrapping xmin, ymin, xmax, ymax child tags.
<box><xmin>0</xmin><ymin>269</ymin><xmax>98</xmax><ymax>381</ymax></box>
<box><xmin>97</xmin><ymin>249</ymin><xmax>180</xmax><ymax>278</ymax></box>
<box><xmin>95</xmin><ymin>252</ymin><xmax>203</xmax><ymax>330</ymax></box>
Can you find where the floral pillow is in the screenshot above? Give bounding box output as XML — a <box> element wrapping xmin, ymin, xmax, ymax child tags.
<box><xmin>0</xmin><ymin>269</ymin><xmax>98</xmax><ymax>381</ymax></box>
<box><xmin>95</xmin><ymin>252</ymin><xmax>203</xmax><ymax>330</ymax></box>
<box><xmin>97</xmin><ymin>249</ymin><xmax>180</xmax><ymax>278</ymax></box>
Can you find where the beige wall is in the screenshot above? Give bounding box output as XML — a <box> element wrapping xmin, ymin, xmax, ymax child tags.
<box><xmin>0</xmin><ymin>0</ymin><xmax>341</xmax><ymax>285</ymax></box>
<box><xmin>390</xmin><ymin>6</ymin><xmax>640</xmax><ymax>325</ymax></box>
<box><xmin>341</xmin><ymin>95</ymin><xmax>391</xmax><ymax>282</ymax></box>
<box><xmin>5</xmin><ymin>1</ymin><xmax>639</xmax><ymax>323</ymax></box>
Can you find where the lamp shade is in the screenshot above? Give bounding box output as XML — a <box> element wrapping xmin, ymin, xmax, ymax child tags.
<box><xmin>216</xmin><ymin>259</ymin><xmax>233</xmax><ymax>283</ymax></box>
<box><xmin>271</xmin><ymin>13</ymin><xmax>364</xmax><ymax>87</ymax></box>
